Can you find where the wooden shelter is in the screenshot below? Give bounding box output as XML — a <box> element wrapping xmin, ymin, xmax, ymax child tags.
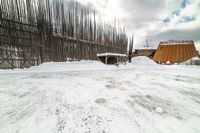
<box><xmin>153</xmin><ymin>40</ymin><xmax>197</xmax><ymax>64</ymax></box>
<box><xmin>97</xmin><ymin>53</ymin><xmax>127</xmax><ymax>65</ymax></box>
<box><xmin>132</xmin><ymin>49</ymin><xmax>156</xmax><ymax>59</ymax></box>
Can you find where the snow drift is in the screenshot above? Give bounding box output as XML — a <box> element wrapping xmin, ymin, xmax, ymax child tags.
<box><xmin>131</xmin><ymin>56</ymin><xmax>158</xmax><ymax>65</ymax></box>
<box><xmin>181</xmin><ymin>57</ymin><xmax>200</xmax><ymax>65</ymax></box>
<box><xmin>0</xmin><ymin>58</ymin><xmax>200</xmax><ymax>133</ymax></box>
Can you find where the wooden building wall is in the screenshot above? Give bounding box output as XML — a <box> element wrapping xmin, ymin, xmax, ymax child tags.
<box><xmin>132</xmin><ymin>49</ymin><xmax>156</xmax><ymax>58</ymax></box>
<box><xmin>153</xmin><ymin>41</ymin><xmax>197</xmax><ymax>64</ymax></box>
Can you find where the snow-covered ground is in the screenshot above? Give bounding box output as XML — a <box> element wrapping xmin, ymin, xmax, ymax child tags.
<box><xmin>0</xmin><ymin>57</ymin><xmax>200</xmax><ymax>133</ymax></box>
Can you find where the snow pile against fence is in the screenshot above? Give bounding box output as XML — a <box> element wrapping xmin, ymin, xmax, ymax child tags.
<box><xmin>131</xmin><ymin>56</ymin><xmax>158</xmax><ymax>65</ymax></box>
<box><xmin>0</xmin><ymin>59</ymin><xmax>200</xmax><ymax>133</ymax></box>
<box><xmin>26</xmin><ymin>61</ymin><xmax>116</xmax><ymax>72</ymax></box>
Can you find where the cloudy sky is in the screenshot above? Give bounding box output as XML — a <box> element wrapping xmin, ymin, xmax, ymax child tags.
<box><xmin>77</xmin><ymin>0</ymin><xmax>200</xmax><ymax>50</ymax></box>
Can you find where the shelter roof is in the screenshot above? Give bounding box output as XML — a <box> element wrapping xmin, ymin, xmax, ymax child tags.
<box><xmin>97</xmin><ymin>53</ymin><xmax>127</xmax><ymax>57</ymax></box>
<box><xmin>160</xmin><ymin>40</ymin><xmax>194</xmax><ymax>45</ymax></box>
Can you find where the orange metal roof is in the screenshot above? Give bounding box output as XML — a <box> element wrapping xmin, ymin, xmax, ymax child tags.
<box><xmin>153</xmin><ymin>41</ymin><xmax>197</xmax><ymax>63</ymax></box>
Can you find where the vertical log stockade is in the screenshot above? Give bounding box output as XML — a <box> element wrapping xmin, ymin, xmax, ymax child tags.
<box><xmin>0</xmin><ymin>0</ymin><xmax>132</xmax><ymax>69</ymax></box>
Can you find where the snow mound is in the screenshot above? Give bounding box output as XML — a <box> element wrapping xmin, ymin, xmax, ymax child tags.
<box><xmin>1</xmin><ymin>56</ymin><xmax>200</xmax><ymax>133</ymax></box>
<box><xmin>28</xmin><ymin>60</ymin><xmax>115</xmax><ymax>72</ymax></box>
<box><xmin>180</xmin><ymin>57</ymin><xmax>200</xmax><ymax>65</ymax></box>
<box><xmin>131</xmin><ymin>56</ymin><xmax>158</xmax><ymax>65</ymax></box>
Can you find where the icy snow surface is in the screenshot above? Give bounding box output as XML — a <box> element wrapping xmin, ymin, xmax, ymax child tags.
<box><xmin>0</xmin><ymin>57</ymin><xmax>200</xmax><ymax>133</ymax></box>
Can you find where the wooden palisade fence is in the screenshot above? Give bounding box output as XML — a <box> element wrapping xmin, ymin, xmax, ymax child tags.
<box><xmin>0</xmin><ymin>0</ymin><xmax>131</xmax><ymax>69</ymax></box>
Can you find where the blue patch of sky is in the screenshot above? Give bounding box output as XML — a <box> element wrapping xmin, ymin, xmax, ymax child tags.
<box><xmin>161</xmin><ymin>10</ymin><xmax>180</xmax><ymax>24</ymax></box>
<box><xmin>162</xmin><ymin>17</ymin><xmax>171</xmax><ymax>23</ymax></box>
<box><xmin>179</xmin><ymin>15</ymin><xmax>196</xmax><ymax>23</ymax></box>
<box><xmin>172</xmin><ymin>10</ymin><xmax>180</xmax><ymax>16</ymax></box>
<box><xmin>161</xmin><ymin>0</ymin><xmax>193</xmax><ymax>24</ymax></box>
<box><xmin>181</xmin><ymin>0</ymin><xmax>189</xmax><ymax>8</ymax></box>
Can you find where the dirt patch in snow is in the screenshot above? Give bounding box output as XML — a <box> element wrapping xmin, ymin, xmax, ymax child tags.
<box><xmin>95</xmin><ymin>98</ymin><xmax>107</xmax><ymax>105</ymax></box>
<box><xmin>180</xmin><ymin>90</ymin><xmax>200</xmax><ymax>104</ymax></box>
<box><xmin>128</xmin><ymin>95</ymin><xmax>183</xmax><ymax>120</ymax></box>
<box><xmin>175</xmin><ymin>75</ymin><xmax>200</xmax><ymax>84</ymax></box>
<box><xmin>54</xmin><ymin>103</ymin><xmax>111</xmax><ymax>133</ymax></box>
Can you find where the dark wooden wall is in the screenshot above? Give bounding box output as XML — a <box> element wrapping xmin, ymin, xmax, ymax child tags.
<box><xmin>0</xmin><ymin>0</ymin><xmax>131</xmax><ymax>69</ymax></box>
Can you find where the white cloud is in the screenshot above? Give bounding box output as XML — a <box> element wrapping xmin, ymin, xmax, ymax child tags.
<box><xmin>77</xmin><ymin>0</ymin><xmax>200</xmax><ymax>49</ymax></box>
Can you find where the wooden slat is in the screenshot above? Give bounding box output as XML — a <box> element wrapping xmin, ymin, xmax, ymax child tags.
<box><xmin>153</xmin><ymin>41</ymin><xmax>197</xmax><ymax>64</ymax></box>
